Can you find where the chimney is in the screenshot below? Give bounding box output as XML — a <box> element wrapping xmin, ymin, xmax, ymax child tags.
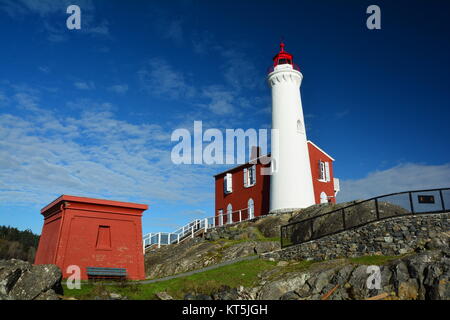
<box><xmin>250</xmin><ymin>146</ymin><xmax>261</xmax><ymax>163</ymax></box>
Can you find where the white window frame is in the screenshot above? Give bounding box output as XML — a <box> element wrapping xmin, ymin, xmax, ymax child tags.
<box><xmin>244</xmin><ymin>165</ymin><xmax>256</xmax><ymax>188</ymax></box>
<box><xmin>324</xmin><ymin>162</ymin><xmax>330</xmax><ymax>182</ymax></box>
<box><xmin>243</xmin><ymin>168</ymin><xmax>248</xmax><ymax>188</ymax></box>
<box><xmin>318</xmin><ymin>161</ymin><xmax>326</xmax><ymax>181</ymax></box>
<box><xmin>318</xmin><ymin>161</ymin><xmax>330</xmax><ymax>182</ymax></box>
<box><xmin>224</xmin><ymin>173</ymin><xmax>233</xmax><ymax>194</ymax></box>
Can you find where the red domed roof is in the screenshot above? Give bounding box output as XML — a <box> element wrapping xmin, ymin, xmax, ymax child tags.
<box><xmin>273</xmin><ymin>42</ymin><xmax>293</xmax><ymax>67</ymax></box>
<box><xmin>268</xmin><ymin>42</ymin><xmax>300</xmax><ymax>73</ymax></box>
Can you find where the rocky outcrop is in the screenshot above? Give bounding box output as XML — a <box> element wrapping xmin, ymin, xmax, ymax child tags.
<box><xmin>0</xmin><ymin>259</ymin><xmax>62</xmax><ymax>300</ymax></box>
<box><xmin>256</xmin><ymin>248</ymin><xmax>449</xmax><ymax>300</ymax></box>
<box><xmin>182</xmin><ymin>248</ymin><xmax>449</xmax><ymax>300</ymax></box>
<box><xmin>145</xmin><ymin>237</ymin><xmax>279</xmax><ymax>279</ymax></box>
<box><xmin>263</xmin><ymin>213</ymin><xmax>449</xmax><ymax>261</ymax></box>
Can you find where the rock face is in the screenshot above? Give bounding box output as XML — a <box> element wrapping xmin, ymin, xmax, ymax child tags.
<box><xmin>264</xmin><ymin>213</ymin><xmax>449</xmax><ymax>261</ymax></box>
<box><xmin>256</xmin><ymin>248</ymin><xmax>450</xmax><ymax>300</ymax></box>
<box><xmin>0</xmin><ymin>259</ymin><xmax>62</xmax><ymax>300</ymax></box>
<box><xmin>195</xmin><ymin>248</ymin><xmax>449</xmax><ymax>300</ymax></box>
<box><xmin>145</xmin><ymin>213</ymin><xmax>288</xmax><ymax>279</ymax></box>
<box><xmin>145</xmin><ymin>236</ymin><xmax>279</xmax><ymax>279</ymax></box>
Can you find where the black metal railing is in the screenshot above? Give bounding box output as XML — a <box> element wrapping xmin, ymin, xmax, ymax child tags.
<box><xmin>280</xmin><ymin>188</ymin><xmax>450</xmax><ymax>248</ymax></box>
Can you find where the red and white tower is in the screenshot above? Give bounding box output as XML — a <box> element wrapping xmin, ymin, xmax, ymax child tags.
<box><xmin>268</xmin><ymin>43</ymin><xmax>315</xmax><ymax>212</ymax></box>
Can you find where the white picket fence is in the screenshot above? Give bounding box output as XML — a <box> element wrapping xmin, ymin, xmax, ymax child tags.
<box><xmin>143</xmin><ymin>207</ymin><xmax>253</xmax><ymax>250</ymax></box>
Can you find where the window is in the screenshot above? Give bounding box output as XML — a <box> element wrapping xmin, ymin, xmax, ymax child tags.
<box><xmin>244</xmin><ymin>165</ymin><xmax>256</xmax><ymax>187</ymax></box>
<box><xmin>96</xmin><ymin>225</ymin><xmax>111</xmax><ymax>250</ymax></box>
<box><xmin>227</xmin><ymin>204</ymin><xmax>233</xmax><ymax>224</ymax></box>
<box><xmin>318</xmin><ymin>161</ymin><xmax>330</xmax><ymax>182</ymax></box>
<box><xmin>248</xmin><ymin>198</ymin><xmax>254</xmax><ymax>219</ymax></box>
<box><xmin>319</xmin><ymin>161</ymin><xmax>325</xmax><ymax>181</ymax></box>
<box><xmin>224</xmin><ymin>173</ymin><xmax>233</xmax><ymax>194</ymax></box>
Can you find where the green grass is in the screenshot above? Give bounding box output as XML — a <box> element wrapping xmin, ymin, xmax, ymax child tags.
<box><xmin>63</xmin><ymin>253</ymin><xmax>408</xmax><ymax>300</ymax></box>
<box><xmin>64</xmin><ymin>258</ymin><xmax>278</xmax><ymax>300</ymax></box>
<box><xmin>349</xmin><ymin>254</ymin><xmax>403</xmax><ymax>265</ymax></box>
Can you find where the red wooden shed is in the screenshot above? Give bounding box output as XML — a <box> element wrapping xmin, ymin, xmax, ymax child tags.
<box><xmin>34</xmin><ymin>195</ymin><xmax>147</xmax><ymax>280</ymax></box>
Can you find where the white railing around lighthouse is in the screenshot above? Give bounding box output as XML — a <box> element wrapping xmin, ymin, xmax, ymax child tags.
<box><xmin>142</xmin><ymin>208</ymin><xmax>252</xmax><ymax>250</ymax></box>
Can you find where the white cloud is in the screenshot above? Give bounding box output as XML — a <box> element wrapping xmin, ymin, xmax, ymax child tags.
<box><xmin>161</xmin><ymin>19</ymin><xmax>184</xmax><ymax>44</ymax></box>
<box><xmin>108</xmin><ymin>84</ymin><xmax>129</xmax><ymax>94</ymax></box>
<box><xmin>66</xmin><ymin>99</ymin><xmax>115</xmax><ymax>112</ymax></box>
<box><xmin>86</xmin><ymin>19</ymin><xmax>110</xmax><ymax>36</ymax></box>
<box><xmin>138</xmin><ymin>58</ymin><xmax>196</xmax><ymax>100</ymax></box>
<box><xmin>201</xmin><ymin>85</ymin><xmax>235</xmax><ymax>115</ymax></box>
<box><xmin>0</xmin><ymin>0</ymin><xmax>71</xmax><ymax>17</ymax></box>
<box><xmin>14</xmin><ymin>92</ymin><xmax>40</xmax><ymax>111</ymax></box>
<box><xmin>337</xmin><ymin>163</ymin><xmax>450</xmax><ymax>202</ymax></box>
<box><xmin>74</xmin><ymin>81</ymin><xmax>95</xmax><ymax>90</ymax></box>
<box><xmin>38</xmin><ymin>66</ymin><xmax>50</xmax><ymax>73</ymax></box>
<box><xmin>1</xmin><ymin>0</ymin><xmax>110</xmax><ymax>40</ymax></box>
<box><xmin>335</xmin><ymin>109</ymin><xmax>350</xmax><ymax>119</ymax></box>
<box><xmin>0</xmin><ymin>91</ymin><xmax>9</xmax><ymax>107</ymax></box>
<box><xmin>0</xmin><ymin>93</ymin><xmax>215</xmax><ymax>209</ymax></box>
<box><xmin>220</xmin><ymin>47</ymin><xmax>260</xmax><ymax>91</ymax></box>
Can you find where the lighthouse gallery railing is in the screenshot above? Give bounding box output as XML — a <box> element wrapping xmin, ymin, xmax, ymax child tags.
<box><xmin>280</xmin><ymin>187</ymin><xmax>450</xmax><ymax>248</ymax></box>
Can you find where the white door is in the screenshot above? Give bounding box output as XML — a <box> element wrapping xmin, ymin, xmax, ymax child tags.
<box><xmin>227</xmin><ymin>204</ymin><xmax>232</xmax><ymax>224</ymax></box>
<box><xmin>320</xmin><ymin>192</ymin><xmax>328</xmax><ymax>204</ymax></box>
<box><xmin>248</xmin><ymin>198</ymin><xmax>254</xmax><ymax>219</ymax></box>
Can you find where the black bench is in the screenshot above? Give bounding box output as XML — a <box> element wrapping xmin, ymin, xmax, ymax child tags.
<box><xmin>86</xmin><ymin>267</ymin><xmax>127</xmax><ymax>280</ymax></box>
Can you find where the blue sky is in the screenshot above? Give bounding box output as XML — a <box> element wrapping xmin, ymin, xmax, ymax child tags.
<box><xmin>0</xmin><ymin>0</ymin><xmax>449</xmax><ymax>235</ymax></box>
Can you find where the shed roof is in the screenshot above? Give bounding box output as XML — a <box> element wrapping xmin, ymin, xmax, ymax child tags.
<box><xmin>41</xmin><ymin>195</ymin><xmax>148</xmax><ymax>214</ymax></box>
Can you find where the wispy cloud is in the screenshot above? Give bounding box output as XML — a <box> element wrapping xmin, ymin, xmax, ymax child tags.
<box><xmin>0</xmin><ymin>0</ymin><xmax>72</xmax><ymax>17</ymax></box>
<box><xmin>1</xmin><ymin>0</ymin><xmax>110</xmax><ymax>41</ymax></box>
<box><xmin>74</xmin><ymin>81</ymin><xmax>95</xmax><ymax>90</ymax></box>
<box><xmin>38</xmin><ymin>66</ymin><xmax>50</xmax><ymax>74</ymax></box>
<box><xmin>0</xmin><ymin>87</ymin><xmax>215</xmax><ymax>209</ymax></box>
<box><xmin>108</xmin><ymin>84</ymin><xmax>129</xmax><ymax>94</ymax></box>
<box><xmin>160</xmin><ymin>19</ymin><xmax>184</xmax><ymax>44</ymax></box>
<box><xmin>138</xmin><ymin>58</ymin><xmax>196</xmax><ymax>100</ymax></box>
<box><xmin>201</xmin><ymin>85</ymin><xmax>236</xmax><ymax>115</ymax></box>
<box><xmin>335</xmin><ymin>109</ymin><xmax>350</xmax><ymax>119</ymax></box>
<box><xmin>0</xmin><ymin>91</ymin><xmax>9</xmax><ymax>107</ymax></box>
<box><xmin>220</xmin><ymin>47</ymin><xmax>260</xmax><ymax>91</ymax></box>
<box><xmin>337</xmin><ymin>163</ymin><xmax>450</xmax><ymax>202</ymax></box>
<box><xmin>14</xmin><ymin>92</ymin><xmax>40</xmax><ymax>112</ymax></box>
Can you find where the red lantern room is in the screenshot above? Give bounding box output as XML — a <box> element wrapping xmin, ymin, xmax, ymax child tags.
<box><xmin>269</xmin><ymin>42</ymin><xmax>300</xmax><ymax>73</ymax></box>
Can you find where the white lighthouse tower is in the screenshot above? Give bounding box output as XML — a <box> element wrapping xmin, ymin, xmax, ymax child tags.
<box><xmin>268</xmin><ymin>42</ymin><xmax>315</xmax><ymax>213</ymax></box>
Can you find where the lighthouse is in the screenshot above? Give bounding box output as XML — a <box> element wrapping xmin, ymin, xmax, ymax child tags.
<box><xmin>268</xmin><ymin>42</ymin><xmax>315</xmax><ymax>213</ymax></box>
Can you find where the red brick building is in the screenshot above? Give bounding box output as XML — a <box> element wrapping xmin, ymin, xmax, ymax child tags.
<box><xmin>214</xmin><ymin>142</ymin><xmax>339</xmax><ymax>225</ymax></box>
<box><xmin>34</xmin><ymin>195</ymin><xmax>147</xmax><ymax>280</ymax></box>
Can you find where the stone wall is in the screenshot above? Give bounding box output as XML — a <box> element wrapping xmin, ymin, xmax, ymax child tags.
<box><xmin>262</xmin><ymin>212</ymin><xmax>450</xmax><ymax>261</ymax></box>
